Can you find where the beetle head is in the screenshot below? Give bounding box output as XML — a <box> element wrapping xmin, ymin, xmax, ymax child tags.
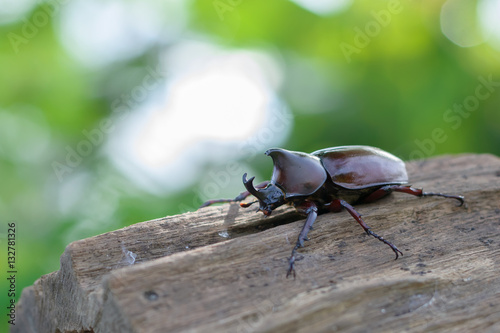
<box><xmin>242</xmin><ymin>173</ymin><xmax>285</xmax><ymax>216</ymax></box>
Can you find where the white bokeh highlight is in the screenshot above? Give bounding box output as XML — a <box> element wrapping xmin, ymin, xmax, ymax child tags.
<box><xmin>289</xmin><ymin>0</ymin><xmax>352</xmax><ymax>16</ymax></box>
<box><xmin>106</xmin><ymin>42</ymin><xmax>291</xmax><ymax>194</ymax></box>
<box><xmin>478</xmin><ymin>0</ymin><xmax>500</xmax><ymax>51</ymax></box>
<box><xmin>441</xmin><ymin>0</ymin><xmax>485</xmax><ymax>47</ymax></box>
<box><xmin>56</xmin><ymin>0</ymin><xmax>186</xmax><ymax>68</ymax></box>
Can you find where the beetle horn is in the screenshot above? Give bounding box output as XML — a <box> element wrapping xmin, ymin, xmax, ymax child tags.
<box><xmin>242</xmin><ymin>173</ymin><xmax>264</xmax><ymax>201</ymax></box>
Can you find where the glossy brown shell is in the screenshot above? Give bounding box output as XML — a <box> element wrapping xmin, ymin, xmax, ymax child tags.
<box><xmin>312</xmin><ymin>146</ymin><xmax>408</xmax><ymax>189</ymax></box>
<box><xmin>266</xmin><ymin>148</ymin><xmax>327</xmax><ymax>197</ymax></box>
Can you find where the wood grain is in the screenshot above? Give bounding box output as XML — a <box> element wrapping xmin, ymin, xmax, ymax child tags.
<box><xmin>14</xmin><ymin>154</ymin><xmax>500</xmax><ymax>333</ymax></box>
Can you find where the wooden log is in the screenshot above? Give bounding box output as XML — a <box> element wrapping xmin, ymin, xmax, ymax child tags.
<box><xmin>14</xmin><ymin>154</ymin><xmax>500</xmax><ymax>333</ymax></box>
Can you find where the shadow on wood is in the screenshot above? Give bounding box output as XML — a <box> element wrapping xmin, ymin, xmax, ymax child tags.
<box><xmin>14</xmin><ymin>154</ymin><xmax>500</xmax><ymax>333</ymax></box>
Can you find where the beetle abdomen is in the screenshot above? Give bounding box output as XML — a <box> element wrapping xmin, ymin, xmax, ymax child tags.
<box><xmin>312</xmin><ymin>146</ymin><xmax>408</xmax><ymax>189</ymax></box>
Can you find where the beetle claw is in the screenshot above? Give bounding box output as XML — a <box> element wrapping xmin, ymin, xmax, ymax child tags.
<box><xmin>366</xmin><ymin>229</ymin><xmax>403</xmax><ymax>260</ymax></box>
<box><xmin>422</xmin><ymin>192</ymin><xmax>465</xmax><ymax>207</ymax></box>
<box><xmin>392</xmin><ymin>247</ymin><xmax>403</xmax><ymax>260</ymax></box>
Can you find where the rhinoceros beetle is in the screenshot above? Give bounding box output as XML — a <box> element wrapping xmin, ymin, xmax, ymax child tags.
<box><xmin>201</xmin><ymin>145</ymin><xmax>464</xmax><ymax>278</ymax></box>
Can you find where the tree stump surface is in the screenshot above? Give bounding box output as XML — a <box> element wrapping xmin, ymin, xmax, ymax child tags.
<box><xmin>14</xmin><ymin>153</ymin><xmax>500</xmax><ymax>333</ymax></box>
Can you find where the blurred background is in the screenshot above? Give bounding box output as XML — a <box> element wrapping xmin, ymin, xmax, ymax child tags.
<box><xmin>1</xmin><ymin>0</ymin><xmax>499</xmax><ymax>328</ymax></box>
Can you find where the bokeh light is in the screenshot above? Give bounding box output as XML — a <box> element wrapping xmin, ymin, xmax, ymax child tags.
<box><xmin>440</xmin><ymin>0</ymin><xmax>484</xmax><ymax>47</ymax></box>
<box><xmin>106</xmin><ymin>42</ymin><xmax>290</xmax><ymax>193</ymax></box>
<box><xmin>57</xmin><ymin>0</ymin><xmax>186</xmax><ymax>68</ymax></box>
<box><xmin>477</xmin><ymin>0</ymin><xmax>500</xmax><ymax>51</ymax></box>
<box><xmin>0</xmin><ymin>0</ymin><xmax>38</xmax><ymax>25</ymax></box>
<box><xmin>290</xmin><ymin>0</ymin><xmax>352</xmax><ymax>15</ymax></box>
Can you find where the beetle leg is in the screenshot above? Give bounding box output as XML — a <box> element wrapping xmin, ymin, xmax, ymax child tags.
<box><xmin>362</xmin><ymin>185</ymin><xmax>464</xmax><ymax>207</ymax></box>
<box><xmin>199</xmin><ymin>199</ymin><xmax>237</xmax><ymax>208</ymax></box>
<box><xmin>199</xmin><ymin>181</ymin><xmax>270</xmax><ymax>208</ymax></box>
<box><xmin>333</xmin><ymin>199</ymin><xmax>403</xmax><ymax>260</ymax></box>
<box><xmin>287</xmin><ymin>202</ymin><xmax>318</xmax><ymax>279</ymax></box>
<box><xmin>419</xmin><ymin>188</ymin><xmax>464</xmax><ymax>206</ymax></box>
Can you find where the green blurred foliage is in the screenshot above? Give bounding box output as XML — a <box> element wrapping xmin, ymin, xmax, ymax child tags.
<box><xmin>1</xmin><ymin>0</ymin><xmax>499</xmax><ymax>330</ymax></box>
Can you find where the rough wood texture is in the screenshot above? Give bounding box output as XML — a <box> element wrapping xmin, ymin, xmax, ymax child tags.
<box><xmin>14</xmin><ymin>154</ymin><xmax>500</xmax><ymax>333</ymax></box>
